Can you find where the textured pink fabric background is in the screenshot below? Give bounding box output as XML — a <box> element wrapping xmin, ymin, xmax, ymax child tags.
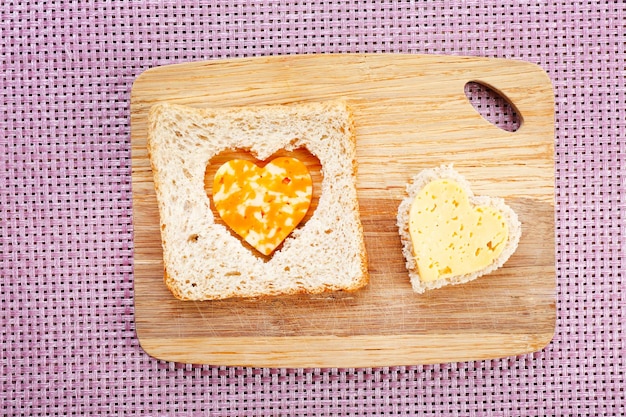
<box><xmin>1</xmin><ymin>1</ymin><xmax>624</xmax><ymax>416</ymax></box>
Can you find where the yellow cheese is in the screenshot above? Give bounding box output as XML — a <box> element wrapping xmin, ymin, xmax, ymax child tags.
<box><xmin>408</xmin><ymin>179</ymin><xmax>508</xmax><ymax>282</ymax></box>
<box><xmin>213</xmin><ymin>156</ymin><xmax>312</xmax><ymax>256</ymax></box>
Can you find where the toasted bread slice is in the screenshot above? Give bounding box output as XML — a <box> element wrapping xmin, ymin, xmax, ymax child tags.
<box><xmin>397</xmin><ymin>165</ymin><xmax>521</xmax><ymax>293</ymax></box>
<box><xmin>147</xmin><ymin>100</ymin><xmax>368</xmax><ymax>300</ymax></box>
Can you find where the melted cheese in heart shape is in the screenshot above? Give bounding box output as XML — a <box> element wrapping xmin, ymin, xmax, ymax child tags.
<box><xmin>212</xmin><ymin>156</ymin><xmax>312</xmax><ymax>256</ymax></box>
<box><xmin>409</xmin><ymin>179</ymin><xmax>509</xmax><ymax>282</ymax></box>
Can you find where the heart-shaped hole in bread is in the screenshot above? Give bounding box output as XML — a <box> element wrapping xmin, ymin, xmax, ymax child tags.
<box><xmin>205</xmin><ymin>148</ymin><xmax>322</xmax><ymax>258</ymax></box>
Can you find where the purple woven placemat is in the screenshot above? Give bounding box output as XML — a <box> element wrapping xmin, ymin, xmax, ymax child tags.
<box><xmin>1</xmin><ymin>1</ymin><xmax>624</xmax><ymax>416</ymax></box>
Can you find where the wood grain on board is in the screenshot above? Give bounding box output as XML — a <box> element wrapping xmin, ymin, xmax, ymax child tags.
<box><xmin>131</xmin><ymin>54</ymin><xmax>556</xmax><ymax>367</ymax></box>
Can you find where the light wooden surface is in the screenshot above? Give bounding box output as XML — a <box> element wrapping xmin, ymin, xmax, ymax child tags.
<box><xmin>130</xmin><ymin>53</ymin><xmax>555</xmax><ymax>368</ymax></box>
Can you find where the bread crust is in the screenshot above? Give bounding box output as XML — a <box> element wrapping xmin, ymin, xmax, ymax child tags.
<box><xmin>148</xmin><ymin>100</ymin><xmax>369</xmax><ymax>300</ymax></box>
<box><xmin>396</xmin><ymin>164</ymin><xmax>521</xmax><ymax>293</ymax></box>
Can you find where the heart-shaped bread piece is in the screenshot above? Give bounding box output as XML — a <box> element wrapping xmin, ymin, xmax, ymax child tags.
<box><xmin>409</xmin><ymin>179</ymin><xmax>508</xmax><ymax>281</ymax></box>
<box><xmin>212</xmin><ymin>156</ymin><xmax>313</xmax><ymax>256</ymax></box>
<box><xmin>397</xmin><ymin>165</ymin><xmax>521</xmax><ymax>293</ymax></box>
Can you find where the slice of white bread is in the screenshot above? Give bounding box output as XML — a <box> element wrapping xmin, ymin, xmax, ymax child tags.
<box><xmin>397</xmin><ymin>164</ymin><xmax>521</xmax><ymax>293</ymax></box>
<box><xmin>147</xmin><ymin>100</ymin><xmax>369</xmax><ymax>300</ymax></box>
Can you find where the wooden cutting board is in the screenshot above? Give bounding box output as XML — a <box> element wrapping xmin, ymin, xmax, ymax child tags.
<box><xmin>130</xmin><ymin>53</ymin><xmax>555</xmax><ymax>368</ymax></box>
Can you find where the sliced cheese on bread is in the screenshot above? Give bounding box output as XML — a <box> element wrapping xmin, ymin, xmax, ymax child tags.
<box><xmin>147</xmin><ymin>100</ymin><xmax>369</xmax><ymax>301</ymax></box>
<box><xmin>212</xmin><ymin>156</ymin><xmax>313</xmax><ymax>256</ymax></box>
<box><xmin>397</xmin><ymin>165</ymin><xmax>521</xmax><ymax>293</ymax></box>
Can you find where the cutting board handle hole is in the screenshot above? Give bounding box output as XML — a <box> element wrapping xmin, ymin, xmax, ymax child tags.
<box><xmin>464</xmin><ymin>81</ymin><xmax>521</xmax><ymax>132</ymax></box>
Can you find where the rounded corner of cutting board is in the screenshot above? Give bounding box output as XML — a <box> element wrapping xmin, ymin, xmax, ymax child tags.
<box><xmin>135</xmin><ymin>334</ymin><xmax>166</xmax><ymax>363</ymax></box>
